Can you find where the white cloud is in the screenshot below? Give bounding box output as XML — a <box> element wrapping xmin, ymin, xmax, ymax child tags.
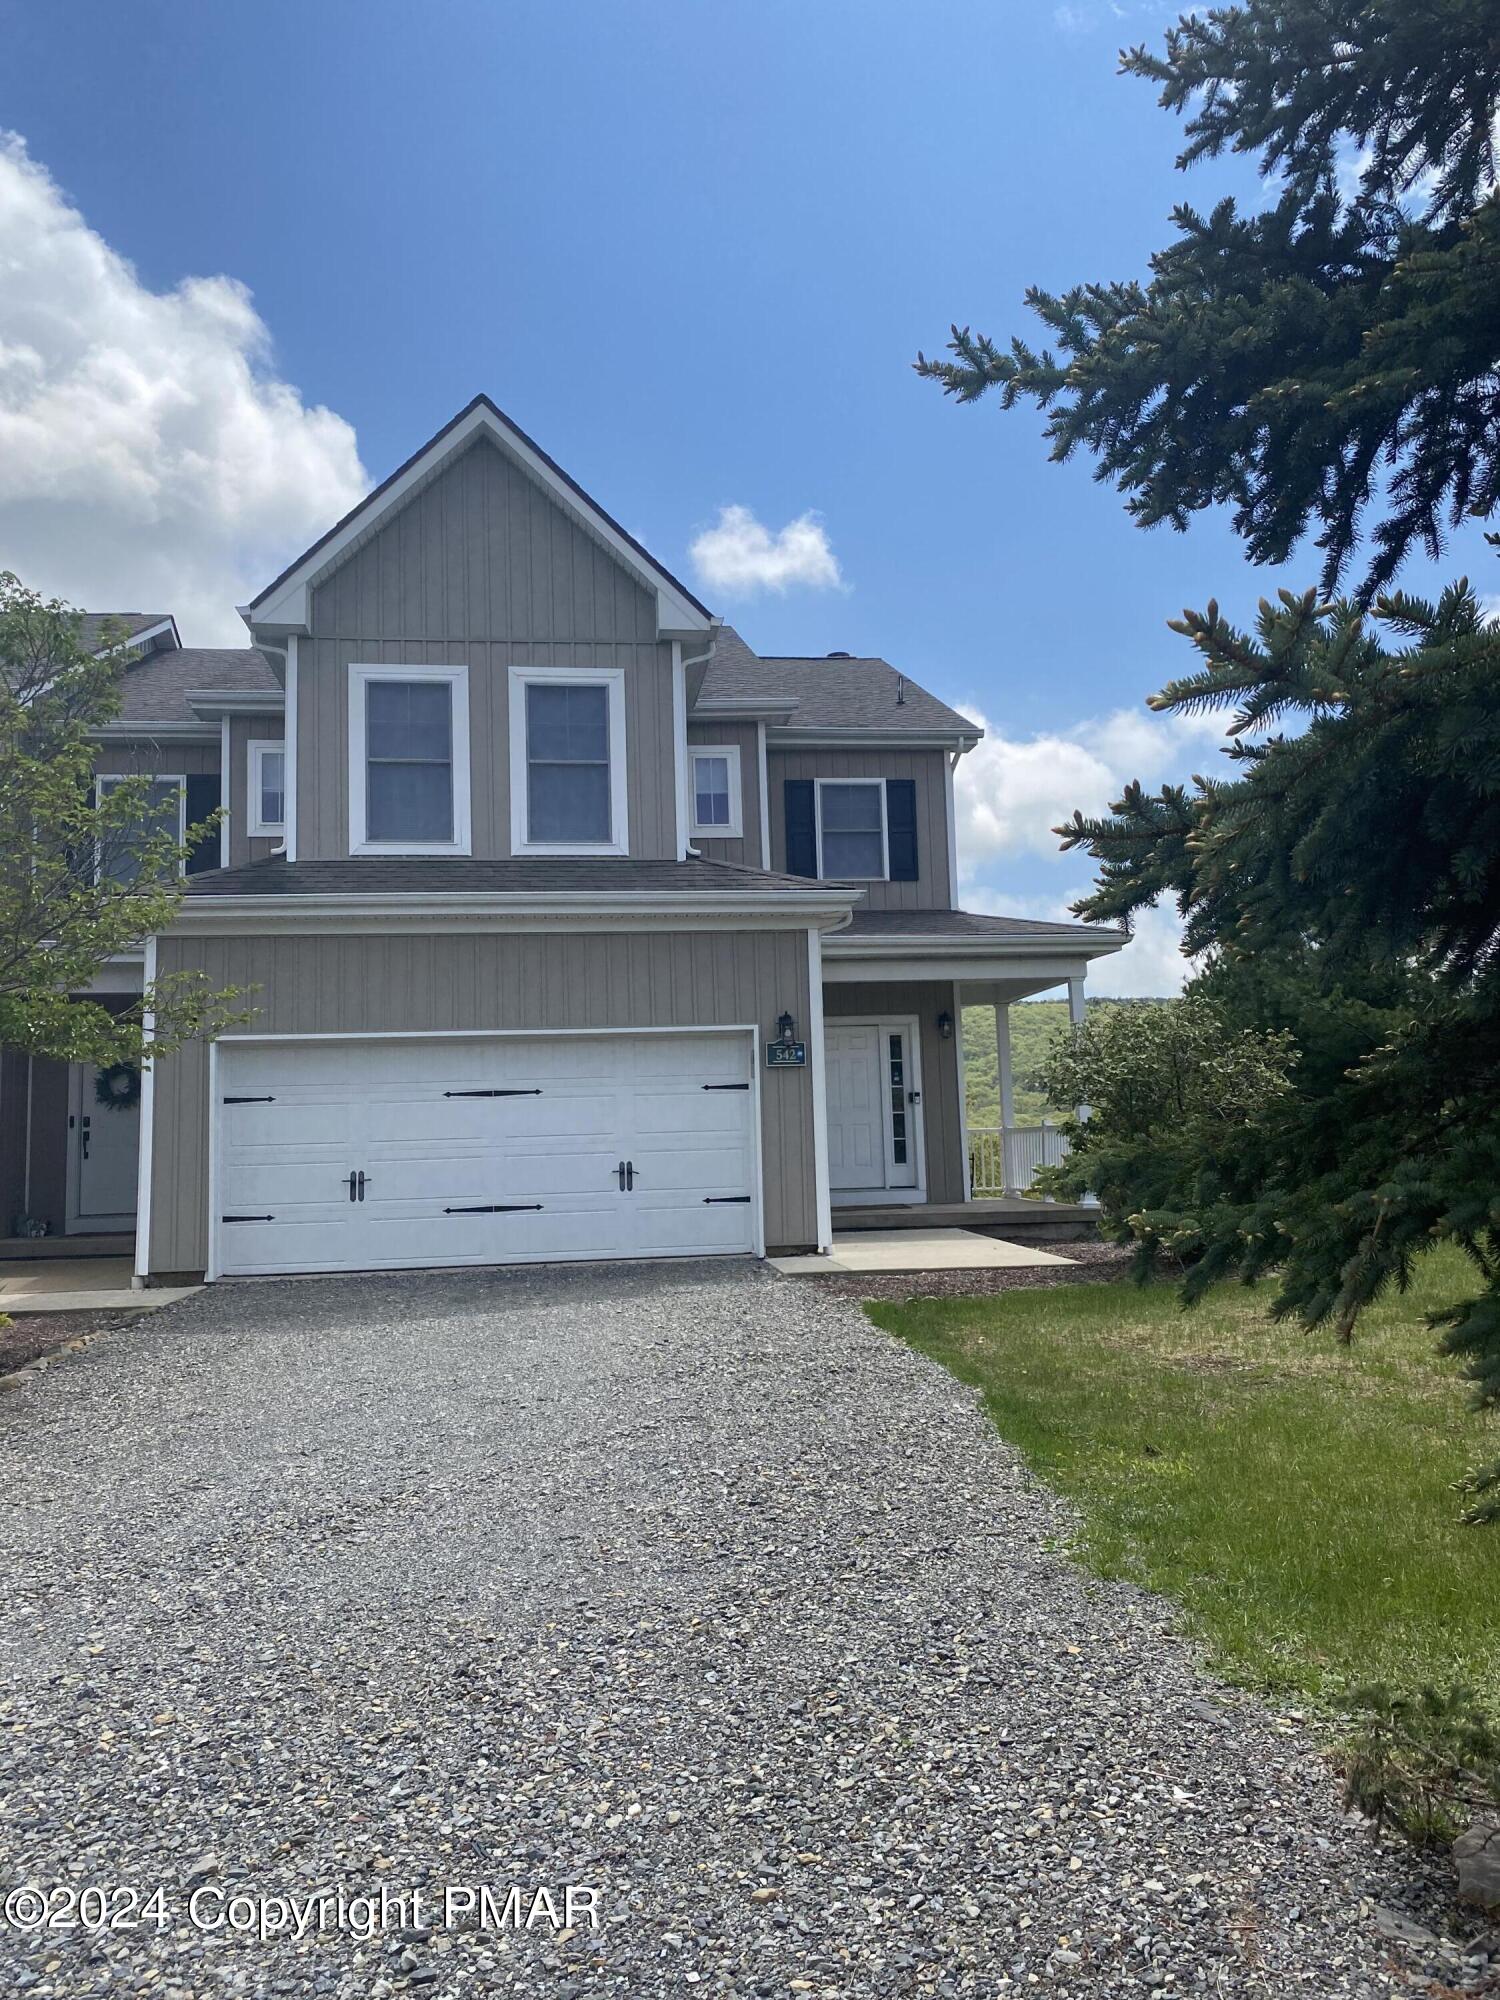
<box><xmin>0</xmin><ymin>133</ymin><xmax>366</xmax><ymax>643</ymax></box>
<box><xmin>1480</xmin><ymin>594</ymin><xmax>1500</xmax><ymax>626</ymax></box>
<box><xmin>689</xmin><ymin>504</ymin><xmax>842</xmax><ymax>598</ymax></box>
<box><xmin>952</xmin><ymin>701</ymin><xmax>1227</xmax><ymax>869</ymax></box>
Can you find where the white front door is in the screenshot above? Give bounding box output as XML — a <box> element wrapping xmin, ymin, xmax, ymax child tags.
<box><xmin>213</xmin><ymin>1031</ymin><xmax>758</xmax><ymax>1278</ymax></box>
<box><xmin>68</xmin><ymin>1064</ymin><xmax>141</xmax><ymax>1230</ymax></box>
<box><xmin>825</xmin><ymin>1019</ymin><xmax>923</xmax><ymax>1199</ymax></box>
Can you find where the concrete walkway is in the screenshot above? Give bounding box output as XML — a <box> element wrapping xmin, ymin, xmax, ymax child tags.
<box><xmin>0</xmin><ymin>1257</ymin><xmax>196</xmax><ymax>1314</ymax></box>
<box><xmin>770</xmin><ymin>1225</ymin><xmax>1071</xmax><ymax>1275</ymax></box>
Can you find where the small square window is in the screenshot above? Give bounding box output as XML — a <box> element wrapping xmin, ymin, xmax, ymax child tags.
<box><xmin>248</xmin><ymin>742</ymin><xmax>285</xmax><ymax>836</ymax></box>
<box><xmin>690</xmin><ymin>745</ymin><xmax>742</xmax><ymax>838</ymax></box>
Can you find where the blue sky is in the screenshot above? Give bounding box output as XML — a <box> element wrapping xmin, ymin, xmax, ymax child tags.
<box><xmin>3</xmin><ymin>0</ymin><xmax>1491</xmax><ymax>992</ymax></box>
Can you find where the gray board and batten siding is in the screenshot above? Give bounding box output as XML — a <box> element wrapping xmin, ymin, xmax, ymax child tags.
<box><xmin>686</xmin><ymin>720</ymin><xmax>764</xmax><ymax>868</ymax></box>
<box><xmin>295</xmin><ymin>438</ymin><xmax>677</xmax><ymax>862</ymax></box>
<box><xmin>146</xmin><ymin>927</ymin><xmax>819</xmax><ymax>1274</ymax></box>
<box><xmin>768</xmin><ymin>746</ymin><xmax>953</xmax><ymax>912</ymax></box>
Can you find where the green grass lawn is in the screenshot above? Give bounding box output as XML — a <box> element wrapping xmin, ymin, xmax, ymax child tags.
<box><xmin>868</xmin><ymin>1246</ymin><xmax>1500</xmax><ymax>1709</ymax></box>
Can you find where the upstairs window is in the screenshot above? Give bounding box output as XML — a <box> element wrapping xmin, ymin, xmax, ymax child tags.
<box><xmin>817</xmin><ymin>779</ymin><xmax>887</xmax><ymax>880</ymax></box>
<box><xmin>509</xmin><ymin>667</ymin><xmax>628</xmax><ymax>855</ymax></box>
<box><xmin>248</xmin><ymin>741</ymin><xmax>285</xmax><ymax>836</ymax></box>
<box><xmin>349</xmin><ymin>664</ymin><xmax>471</xmax><ymax>855</ymax></box>
<box><xmin>690</xmin><ymin>746</ymin><xmax>742</xmax><ymax>838</ymax></box>
<box><xmin>95</xmin><ymin>775</ymin><xmax>186</xmax><ymax>885</ymax></box>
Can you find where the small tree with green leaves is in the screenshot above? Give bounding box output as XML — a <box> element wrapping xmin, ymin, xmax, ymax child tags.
<box><xmin>0</xmin><ymin>574</ymin><xmax>247</xmax><ymax>1066</ymax></box>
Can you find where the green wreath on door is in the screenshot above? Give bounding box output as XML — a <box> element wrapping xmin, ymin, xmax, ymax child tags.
<box><xmin>94</xmin><ymin>1062</ymin><xmax>141</xmax><ymax>1112</ymax></box>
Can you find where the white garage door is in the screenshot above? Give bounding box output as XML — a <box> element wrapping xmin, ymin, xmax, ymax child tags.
<box><xmin>214</xmin><ymin>1032</ymin><xmax>757</xmax><ymax>1277</ymax></box>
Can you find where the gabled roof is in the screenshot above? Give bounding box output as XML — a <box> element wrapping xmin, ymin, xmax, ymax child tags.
<box><xmin>243</xmin><ymin>394</ymin><xmax>714</xmax><ymax>639</ymax></box>
<box><xmin>79</xmin><ymin>613</ymin><xmax>180</xmax><ymax>656</ymax></box>
<box><xmin>694</xmin><ymin>625</ymin><xmax>981</xmax><ymax>742</ymax></box>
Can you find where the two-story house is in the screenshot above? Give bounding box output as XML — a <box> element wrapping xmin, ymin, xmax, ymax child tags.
<box><xmin>0</xmin><ymin>397</ymin><xmax>1123</xmax><ymax>1280</ymax></box>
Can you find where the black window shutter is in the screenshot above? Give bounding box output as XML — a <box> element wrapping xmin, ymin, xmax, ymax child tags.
<box><xmin>886</xmin><ymin>778</ymin><xmax>919</xmax><ymax>882</ymax></box>
<box><xmin>184</xmin><ymin>774</ymin><xmax>222</xmax><ymax>875</ymax></box>
<box><xmin>784</xmin><ymin>779</ymin><xmax>817</xmax><ymax>877</ymax></box>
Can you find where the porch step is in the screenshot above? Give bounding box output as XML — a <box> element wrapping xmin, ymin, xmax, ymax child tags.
<box><xmin>834</xmin><ymin>1200</ymin><xmax>1099</xmax><ymax>1247</ymax></box>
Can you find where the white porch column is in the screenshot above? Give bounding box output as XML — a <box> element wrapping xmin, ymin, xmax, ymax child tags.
<box><xmin>994</xmin><ymin>997</ymin><xmax>1018</xmax><ymax>1193</ymax></box>
<box><xmin>1067</xmin><ymin>974</ymin><xmax>1090</xmax><ymax>1123</ymax></box>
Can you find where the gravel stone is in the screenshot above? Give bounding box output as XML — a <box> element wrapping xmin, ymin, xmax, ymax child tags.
<box><xmin>0</xmin><ymin>1260</ymin><xmax>1477</xmax><ymax>1995</ymax></box>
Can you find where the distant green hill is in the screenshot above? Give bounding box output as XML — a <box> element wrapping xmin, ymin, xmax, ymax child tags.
<box><xmin>963</xmin><ymin>997</ymin><xmax>1167</xmax><ymax>1128</ymax></box>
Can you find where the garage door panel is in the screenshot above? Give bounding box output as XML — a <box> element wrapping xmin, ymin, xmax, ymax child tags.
<box><xmin>215</xmin><ymin>1033</ymin><xmax>758</xmax><ymax>1278</ymax></box>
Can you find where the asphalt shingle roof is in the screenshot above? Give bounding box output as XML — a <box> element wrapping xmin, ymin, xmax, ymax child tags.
<box><xmin>116</xmin><ymin>648</ymin><xmax>280</xmax><ymax>724</ymax></box>
<box><xmin>184</xmin><ymin>856</ymin><xmax>840</xmax><ymax>898</ymax></box>
<box><xmin>838</xmin><ymin>908</ymin><xmax>1126</xmax><ymax>943</ymax></box>
<box><xmin>696</xmin><ymin>626</ymin><xmax>980</xmax><ymax>737</ymax></box>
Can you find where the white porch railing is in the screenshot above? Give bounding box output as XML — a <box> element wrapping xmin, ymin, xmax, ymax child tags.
<box><xmin>968</xmin><ymin>1122</ymin><xmax>1070</xmax><ymax>1197</ymax></box>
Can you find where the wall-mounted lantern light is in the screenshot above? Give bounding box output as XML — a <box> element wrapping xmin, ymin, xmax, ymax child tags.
<box><xmin>777</xmin><ymin>1011</ymin><xmax>797</xmax><ymax>1047</ymax></box>
<box><xmin>937</xmin><ymin>1010</ymin><xmax>954</xmax><ymax>1041</ymax></box>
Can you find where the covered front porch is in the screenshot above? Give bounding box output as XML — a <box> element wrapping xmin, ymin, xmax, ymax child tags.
<box><xmin>818</xmin><ymin>909</ymin><xmax>1125</xmax><ymax>1224</ymax></box>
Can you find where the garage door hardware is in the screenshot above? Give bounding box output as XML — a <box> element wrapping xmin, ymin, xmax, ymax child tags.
<box><xmin>222</xmin><ymin>1214</ymin><xmax>275</xmax><ymax>1223</ymax></box>
<box><xmin>703</xmin><ymin>1195</ymin><xmax>751</xmax><ymax>1204</ymax></box>
<box><xmin>443</xmin><ymin>1203</ymin><xmax>544</xmax><ymax>1214</ymax></box>
<box><xmin>702</xmin><ymin>1082</ymin><xmax>750</xmax><ymax>1091</ymax></box>
<box><xmin>345</xmin><ymin>1171</ymin><xmax>373</xmax><ymax>1201</ymax></box>
<box><xmin>222</xmin><ymin>1094</ymin><xmax>275</xmax><ymax>1104</ymax></box>
<box><xmin>442</xmin><ymin>1087</ymin><xmax>544</xmax><ymax>1098</ymax></box>
<box><xmin>616</xmin><ymin>1160</ymin><xmax>639</xmax><ymax>1191</ymax></box>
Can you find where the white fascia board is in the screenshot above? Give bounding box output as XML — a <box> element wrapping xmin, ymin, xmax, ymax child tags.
<box><xmin>822</xmin><ymin>951</ymin><xmax>1102</xmax><ymax>985</ymax></box>
<box><xmin>690</xmin><ymin>697</ymin><xmax>801</xmax><ymax>722</ymax></box>
<box><xmin>93</xmin><ymin>617</ymin><xmax>180</xmax><ymax>658</ymax></box>
<box><xmin>186</xmin><ymin>689</ymin><xmax>285</xmax><ymax>719</ymax></box>
<box><xmin>90</xmin><ymin>722</ymin><xmax>218</xmax><ymax>743</ymax></box>
<box><xmin>766</xmin><ymin>726</ymin><xmax>982</xmax><ymax>751</ymax></box>
<box><xmin>247</xmin><ymin>403</ymin><xmax>711</xmax><ymax>641</ymax></box>
<box><xmin>170</xmin><ymin>890</ymin><xmax>861</xmax><ymax>938</ymax></box>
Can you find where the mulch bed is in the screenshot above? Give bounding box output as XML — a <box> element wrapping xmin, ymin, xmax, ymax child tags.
<box><xmin>0</xmin><ymin>1308</ymin><xmax>134</xmax><ymax>1376</ymax></box>
<box><xmin>818</xmin><ymin>1238</ymin><xmax>1136</xmax><ymax>1304</ymax></box>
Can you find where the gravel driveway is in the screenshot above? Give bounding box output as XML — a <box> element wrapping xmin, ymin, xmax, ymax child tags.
<box><xmin>0</xmin><ymin>1261</ymin><xmax>1473</xmax><ymax>1997</ymax></box>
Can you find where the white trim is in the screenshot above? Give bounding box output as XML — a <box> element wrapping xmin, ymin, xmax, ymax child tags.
<box><xmin>815</xmin><ymin>777</ymin><xmax>889</xmax><ymax>882</ymax></box>
<box><xmin>219</xmin><ymin>717</ymin><xmax>232</xmax><ymax>868</ymax></box>
<box><xmin>92</xmin><ymin>616</ymin><xmax>180</xmax><ymax>658</ymax></box>
<box><xmin>172</xmin><ymin>895</ymin><xmax>861</xmax><ymax>939</ymax></box>
<box><xmin>247</xmin><ymin>738</ymin><xmax>286</xmax><ymax>838</ymax></box>
<box><xmin>672</xmin><ymin>642</ymin><xmax>689</xmax><ymax>859</ymax></box>
<box><xmin>822</xmin><ymin>1013</ymin><xmax>927</xmax><ymax>1205</ymax></box>
<box><xmin>284</xmin><ymin>636</ymin><xmax>299</xmax><ymax>862</ymax></box>
<box><xmin>187</xmin><ymin>689</ymin><xmax>285</xmax><ymax>719</ymax></box>
<box><xmin>508</xmin><ymin>665</ymin><xmax>629</xmax><ymax>858</ymax></box>
<box><xmin>768</xmin><ymin>727</ymin><xmax>981</xmax><ymax>751</ymax></box>
<box><xmin>688</xmin><ymin>744</ymin><xmax>744</xmax><ymax>841</ymax></box>
<box><xmin>348</xmin><ymin>663</ymin><xmax>472</xmax><ymax>856</ymax></box>
<box><xmin>244</xmin><ymin>400</ymin><xmax>712</xmax><ymax>641</ymax></box>
<box><xmin>954</xmin><ymin>982</ymin><xmax>972</xmax><ymax>1200</ymax></box>
<box><xmin>91</xmin><ymin>722</ymin><xmax>217</xmax><ymax>744</ymax></box>
<box><xmin>944</xmin><ymin>752</ymin><xmax>960</xmax><ymax>908</ymax></box>
<box><xmin>94</xmin><ymin>773</ymin><xmax>188</xmax><ymax>882</ymax></box>
<box><xmin>756</xmin><ymin>722</ymin><xmax>770</xmax><ymax>871</ymax></box>
<box><xmin>207</xmin><ymin>1024</ymin><xmax>762</xmax><ymax>1284</ymax></box>
<box><xmin>807</xmin><ymin>927</ymin><xmax>833</xmax><ymax>1253</ymax></box>
<box><xmin>823</xmin><ymin>952</ymin><xmax>1100</xmax><ymax>986</ymax></box>
<box><xmin>133</xmin><ymin>934</ymin><xmax>158</xmax><ymax>1281</ymax></box>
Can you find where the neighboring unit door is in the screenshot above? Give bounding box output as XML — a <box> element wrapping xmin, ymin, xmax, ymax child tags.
<box><xmin>68</xmin><ymin>1064</ymin><xmax>141</xmax><ymax>1231</ymax></box>
<box><xmin>213</xmin><ymin>1032</ymin><xmax>757</xmax><ymax>1278</ymax></box>
<box><xmin>825</xmin><ymin>1020</ymin><xmax>923</xmax><ymax>1198</ymax></box>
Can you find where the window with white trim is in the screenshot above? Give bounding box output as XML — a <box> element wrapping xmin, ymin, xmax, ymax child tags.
<box><xmin>817</xmin><ymin>779</ymin><xmax>887</xmax><ymax>880</ymax></box>
<box><xmin>348</xmin><ymin>664</ymin><xmax>471</xmax><ymax>855</ymax></box>
<box><xmin>248</xmin><ymin>740</ymin><xmax>285</xmax><ymax>836</ymax></box>
<box><xmin>690</xmin><ymin>745</ymin><xmax>742</xmax><ymax>838</ymax></box>
<box><xmin>509</xmin><ymin>666</ymin><xmax>628</xmax><ymax>855</ymax></box>
<box><xmin>95</xmin><ymin>775</ymin><xmax>186</xmax><ymax>885</ymax></box>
